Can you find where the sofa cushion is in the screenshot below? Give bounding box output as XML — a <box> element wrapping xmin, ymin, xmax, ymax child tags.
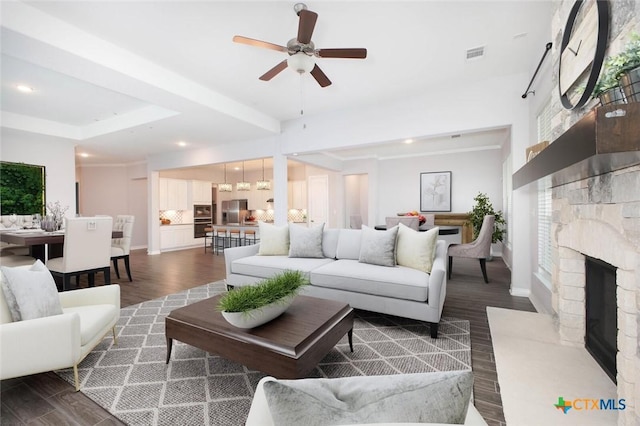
<box><xmin>0</xmin><ymin>260</ymin><xmax>63</xmax><ymax>321</ymax></box>
<box><xmin>289</xmin><ymin>223</ymin><xmax>324</xmax><ymax>258</ymax></box>
<box><xmin>258</xmin><ymin>222</ymin><xmax>290</xmax><ymax>256</ymax></box>
<box><xmin>63</xmin><ymin>304</ymin><xmax>118</xmax><ymax>346</ymax></box>
<box><xmin>358</xmin><ymin>225</ymin><xmax>398</xmax><ymax>267</ymax></box>
<box><xmin>335</xmin><ymin>229</ymin><xmax>362</xmax><ymax>260</ymax></box>
<box><xmin>263</xmin><ymin>371</ymin><xmax>473</xmax><ymax>426</ymax></box>
<box><xmin>397</xmin><ymin>224</ymin><xmax>439</xmax><ymax>273</ymax></box>
<box><xmin>232</xmin><ymin>256</ymin><xmax>335</xmax><ymax>280</ymax></box>
<box><xmin>310</xmin><ymin>259</ymin><xmax>429</xmax><ymax>302</ymax></box>
<box><xmin>321</xmin><ymin>229</ymin><xmax>340</xmax><ymax>259</ymax></box>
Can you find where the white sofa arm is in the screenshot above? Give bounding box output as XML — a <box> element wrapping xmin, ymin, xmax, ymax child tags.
<box><xmin>224</xmin><ymin>244</ymin><xmax>259</xmax><ymax>278</ymax></box>
<box><xmin>59</xmin><ymin>284</ymin><xmax>120</xmax><ymax>310</ymax></box>
<box><xmin>0</xmin><ymin>312</ymin><xmax>81</xmax><ymax>380</ymax></box>
<box><xmin>427</xmin><ymin>241</ymin><xmax>447</xmax><ymax>315</ymax></box>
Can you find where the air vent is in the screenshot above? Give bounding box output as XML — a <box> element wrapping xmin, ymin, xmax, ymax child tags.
<box><xmin>451</xmin><ymin>134</ymin><xmax>461</xmax><ymax>139</ymax></box>
<box><xmin>466</xmin><ymin>46</ymin><xmax>485</xmax><ymax>61</ymax></box>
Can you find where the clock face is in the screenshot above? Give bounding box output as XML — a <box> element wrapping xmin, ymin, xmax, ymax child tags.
<box><xmin>558</xmin><ymin>0</ymin><xmax>609</xmax><ymax>109</ymax></box>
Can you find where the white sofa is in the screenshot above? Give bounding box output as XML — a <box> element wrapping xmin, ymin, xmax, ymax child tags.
<box><xmin>224</xmin><ymin>228</ymin><xmax>447</xmax><ymax>338</ymax></box>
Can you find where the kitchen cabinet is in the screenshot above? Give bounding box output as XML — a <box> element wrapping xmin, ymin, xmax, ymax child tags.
<box><xmin>248</xmin><ymin>187</ymin><xmax>273</xmax><ymax>210</ymax></box>
<box><xmin>288</xmin><ymin>180</ymin><xmax>307</xmax><ymax>209</ymax></box>
<box><xmin>159</xmin><ymin>178</ymin><xmax>188</xmax><ymax>210</ymax></box>
<box><xmin>190</xmin><ymin>180</ymin><xmax>212</xmax><ymax>204</ymax></box>
<box><xmin>160</xmin><ymin>225</ymin><xmax>198</xmax><ymax>250</ymax></box>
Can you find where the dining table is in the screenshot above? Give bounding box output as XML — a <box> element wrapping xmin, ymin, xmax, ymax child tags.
<box><xmin>0</xmin><ymin>228</ymin><xmax>123</xmax><ymax>262</ymax></box>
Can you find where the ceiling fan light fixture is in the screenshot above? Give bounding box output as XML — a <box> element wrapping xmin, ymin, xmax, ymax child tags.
<box><xmin>287</xmin><ymin>53</ymin><xmax>315</xmax><ymax>74</ymax></box>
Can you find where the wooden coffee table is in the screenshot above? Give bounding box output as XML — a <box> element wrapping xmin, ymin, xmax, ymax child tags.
<box><xmin>165</xmin><ymin>294</ymin><xmax>354</xmax><ymax>379</ymax></box>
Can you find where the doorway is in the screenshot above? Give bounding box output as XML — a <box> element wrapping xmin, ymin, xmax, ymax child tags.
<box><xmin>344</xmin><ymin>174</ymin><xmax>368</xmax><ymax>228</ymax></box>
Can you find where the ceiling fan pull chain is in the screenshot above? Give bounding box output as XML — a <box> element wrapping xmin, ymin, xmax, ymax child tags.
<box><xmin>300</xmin><ymin>74</ymin><xmax>305</xmax><ymax>116</ymax></box>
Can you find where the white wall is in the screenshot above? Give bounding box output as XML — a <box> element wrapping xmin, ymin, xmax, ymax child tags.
<box><xmin>1</xmin><ymin>131</ymin><xmax>76</xmax><ymax>218</ymax></box>
<box><xmin>375</xmin><ymin>149</ymin><xmax>503</xmax><ymax>223</ymax></box>
<box><xmin>77</xmin><ymin>164</ymin><xmax>147</xmax><ymax>248</ymax></box>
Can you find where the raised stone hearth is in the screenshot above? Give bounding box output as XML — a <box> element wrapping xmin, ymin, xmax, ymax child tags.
<box><xmin>552</xmin><ymin>165</ymin><xmax>640</xmax><ymax>425</ymax></box>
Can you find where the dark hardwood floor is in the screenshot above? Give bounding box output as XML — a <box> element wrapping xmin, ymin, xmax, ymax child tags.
<box><xmin>1</xmin><ymin>246</ymin><xmax>534</xmax><ymax>426</ymax></box>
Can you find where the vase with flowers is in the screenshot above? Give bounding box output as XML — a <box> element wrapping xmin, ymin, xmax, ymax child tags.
<box><xmin>45</xmin><ymin>201</ymin><xmax>69</xmax><ymax>231</ymax></box>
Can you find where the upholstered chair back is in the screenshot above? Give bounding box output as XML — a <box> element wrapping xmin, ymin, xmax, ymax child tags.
<box><xmin>61</xmin><ymin>217</ymin><xmax>112</xmax><ymax>272</ymax></box>
<box><xmin>112</xmin><ymin>215</ymin><xmax>135</xmax><ymax>256</ymax></box>
<box><xmin>385</xmin><ymin>216</ymin><xmax>419</xmax><ymax>230</ymax></box>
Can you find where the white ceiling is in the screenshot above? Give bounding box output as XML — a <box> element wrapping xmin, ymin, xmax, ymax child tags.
<box><xmin>0</xmin><ymin>1</ymin><xmax>551</xmax><ymax>166</ymax></box>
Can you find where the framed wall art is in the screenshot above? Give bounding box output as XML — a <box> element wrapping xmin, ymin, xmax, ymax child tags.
<box><xmin>420</xmin><ymin>171</ymin><xmax>451</xmax><ymax>212</ymax></box>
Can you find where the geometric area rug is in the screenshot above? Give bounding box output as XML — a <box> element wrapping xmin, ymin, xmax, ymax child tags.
<box><xmin>55</xmin><ymin>281</ymin><xmax>471</xmax><ymax>426</ymax></box>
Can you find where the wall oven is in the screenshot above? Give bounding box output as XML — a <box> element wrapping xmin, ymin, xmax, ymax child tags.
<box><xmin>194</xmin><ymin>219</ymin><xmax>211</xmax><ymax>238</ymax></box>
<box><xmin>194</xmin><ymin>204</ymin><xmax>212</xmax><ymax>238</ymax></box>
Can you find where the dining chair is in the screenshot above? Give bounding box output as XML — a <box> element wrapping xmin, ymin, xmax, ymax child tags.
<box><xmin>47</xmin><ymin>217</ymin><xmax>113</xmax><ymax>291</ymax></box>
<box><xmin>111</xmin><ymin>215</ymin><xmax>135</xmax><ymax>282</ymax></box>
<box><xmin>447</xmin><ymin>215</ymin><xmax>495</xmax><ymax>283</ymax></box>
<box><xmin>385</xmin><ymin>216</ymin><xmax>419</xmax><ymax>230</ymax></box>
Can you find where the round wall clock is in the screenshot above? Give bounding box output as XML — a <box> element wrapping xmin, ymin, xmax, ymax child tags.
<box><xmin>558</xmin><ymin>0</ymin><xmax>609</xmax><ymax>110</ymax></box>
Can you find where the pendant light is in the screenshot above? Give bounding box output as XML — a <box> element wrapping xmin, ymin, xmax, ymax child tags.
<box><xmin>256</xmin><ymin>159</ymin><xmax>271</xmax><ymax>190</ymax></box>
<box><xmin>236</xmin><ymin>161</ymin><xmax>250</xmax><ymax>191</ymax></box>
<box><xmin>218</xmin><ymin>164</ymin><xmax>232</xmax><ymax>192</ymax></box>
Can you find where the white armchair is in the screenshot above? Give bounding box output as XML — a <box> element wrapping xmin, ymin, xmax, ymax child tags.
<box><xmin>111</xmin><ymin>215</ymin><xmax>135</xmax><ymax>281</ymax></box>
<box><xmin>0</xmin><ymin>270</ymin><xmax>120</xmax><ymax>391</ymax></box>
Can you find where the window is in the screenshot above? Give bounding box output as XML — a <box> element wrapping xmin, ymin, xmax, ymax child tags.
<box><xmin>537</xmin><ymin>100</ymin><xmax>553</xmax><ymax>277</ymax></box>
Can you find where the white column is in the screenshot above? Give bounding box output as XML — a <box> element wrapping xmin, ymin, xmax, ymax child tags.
<box><xmin>272</xmin><ymin>154</ymin><xmax>288</xmax><ymax>226</ymax></box>
<box><xmin>147</xmin><ymin>169</ymin><xmax>161</xmax><ymax>255</ymax></box>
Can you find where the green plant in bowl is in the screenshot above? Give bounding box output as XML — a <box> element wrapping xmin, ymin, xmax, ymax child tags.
<box><xmin>217</xmin><ymin>270</ymin><xmax>308</xmax><ymax>314</ymax></box>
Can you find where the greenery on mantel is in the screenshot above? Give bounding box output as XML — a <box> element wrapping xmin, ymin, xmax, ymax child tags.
<box><xmin>0</xmin><ymin>161</ymin><xmax>46</xmax><ymax>215</ymax></box>
<box><xmin>217</xmin><ymin>270</ymin><xmax>308</xmax><ymax>313</ymax></box>
<box><xmin>468</xmin><ymin>192</ymin><xmax>506</xmax><ymax>243</ymax></box>
<box><xmin>593</xmin><ymin>32</ymin><xmax>640</xmax><ymax>97</ymax></box>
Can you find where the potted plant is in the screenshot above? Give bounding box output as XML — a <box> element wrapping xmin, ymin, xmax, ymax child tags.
<box><xmin>217</xmin><ymin>270</ymin><xmax>308</xmax><ymax>329</ymax></box>
<box><xmin>467</xmin><ymin>192</ymin><xmax>506</xmax><ymax>243</ymax></box>
<box><xmin>616</xmin><ymin>32</ymin><xmax>640</xmax><ymax>103</ymax></box>
<box><xmin>593</xmin><ymin>32</ymin><xmax>640</xmax><ymax>105</ymax></box>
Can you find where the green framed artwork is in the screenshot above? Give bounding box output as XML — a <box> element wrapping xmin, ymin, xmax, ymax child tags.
<box><xmin>0</xmin><ymin>161</ymin><xmax>46</xmax><ymax>215</ymax></box>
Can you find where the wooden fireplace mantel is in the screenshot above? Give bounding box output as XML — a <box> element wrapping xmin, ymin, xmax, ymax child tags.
<box><xmin>434</xmin><ymin>213</ymin><xmax>472</xmax><ymax>244</ymax></box>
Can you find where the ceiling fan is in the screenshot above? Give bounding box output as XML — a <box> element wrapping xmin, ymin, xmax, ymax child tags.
<box><xmin>233</xmin><ymin>3</ymin><xmax>367</xmax><ymax>88</ymax></box>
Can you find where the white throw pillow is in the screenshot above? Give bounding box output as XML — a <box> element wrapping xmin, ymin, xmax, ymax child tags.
<box><xmin>396</xmin><ymin>223</ymin><xmax>439</xmax><ymax>273</ymax></box>
<box><xmin>258</xmin><ymin>222</ymin><xmax>290</xmax><ymax>256</ymax></box>
<box><xmin>0</xmin><ymin>260</ymin><xmax>62</xmax><ymax>321</ymax></box>
<box><xmin>289</xmin><ymin>223</ymin><xmax>325</xmax><ymax>258</ymax></box>
<box><xmin>263</xmin><ymin>371</ymin><xmax>473</xmax><ymax>426</ymax></box>
<box><xmin>358</xmin><ymin>225</ymin><xmax>399</xmax><ymax>267</ymax></box>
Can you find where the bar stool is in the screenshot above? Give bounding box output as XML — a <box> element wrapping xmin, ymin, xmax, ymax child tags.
<box><xmin>204</xmin><ymin>228</ymin><xmax>214</xmax><ymax>253</ymax></box>
<box><xmin>243</xmin><ymin>229</ymin><xmax>259</xmax><ymax>246</ymax></box>
<box><xmin>229</xmin><ymin>228</ymin><xmax>242</xmax><ymax>247</ymax></box>
<box><xmin>214</xmin><ymin>228</ymin><xmax>228</xmax><ymax>255</ymax></box>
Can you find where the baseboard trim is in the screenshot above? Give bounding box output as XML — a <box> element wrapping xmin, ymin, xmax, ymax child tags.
<box><xmin>509</xmin><ymin>287</ymin><xmax>531</xmax><ymax>297</ymax></box>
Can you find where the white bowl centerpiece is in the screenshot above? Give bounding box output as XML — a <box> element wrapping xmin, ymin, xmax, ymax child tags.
<box><xmin>217</xmin><ymin>270</ymin><xmax>308</xmax><ymax>329</ymax></box>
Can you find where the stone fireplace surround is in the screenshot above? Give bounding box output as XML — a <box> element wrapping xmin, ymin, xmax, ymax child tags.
<box><xmin>552</xmin><ymin>164</ymin><xmax>640</xmax><ymax>425</ymax></box>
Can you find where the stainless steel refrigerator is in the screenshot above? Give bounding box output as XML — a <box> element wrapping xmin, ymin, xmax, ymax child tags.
<box><xmin>221</xmin><ymin>199</ymin><xmax>248</xmax><ymax>225</ymax></box>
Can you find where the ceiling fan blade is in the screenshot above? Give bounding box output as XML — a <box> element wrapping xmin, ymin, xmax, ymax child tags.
<box><xmin>259</xmin><ymin>60</ymin><xmax>289</xmax><ymax>81</ymax></box>
<box><xmin>297</xmin><ymin>9</ymin><xmax>318</xmax><ymax>45</ymax></box>
<box><xmin>316</xmin><ymin>48</ymin><xmax>367</xmax><ymax>59</ymax></box>
<box><xmin>233</xmin><ymin>35</ymin><xmax>287</xmax><ymax>53</ymax></box>
<box><xmin>310</xmin><ymin>64</ymin><xmax>332</xmax><ymax>87</ymax></box>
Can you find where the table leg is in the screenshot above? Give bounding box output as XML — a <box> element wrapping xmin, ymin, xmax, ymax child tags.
<box><xmin>166</xmin><ymin>337</ymin><xmax>173</xmax><ymax>364</ymax></box>
<box><xmin>29</xmin><ymin>245</ymin><xmax>46</xmax><ymax>262</ymax></box>
<box><xmin>348</xmin><ymin>328</ymin><xmax>353</xmax><ymax>352</ymax></box>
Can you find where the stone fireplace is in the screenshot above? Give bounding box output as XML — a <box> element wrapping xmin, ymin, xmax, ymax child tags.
<box><xmin>552</xmin><ymin>164</ymin><xmax>640</xmax><ymax>425</ymax></box>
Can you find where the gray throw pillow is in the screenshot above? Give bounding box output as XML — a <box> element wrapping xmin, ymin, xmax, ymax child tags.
<box><xmin>289</xmin><ymin>223</ymin><xmax>325</xmax><ymax>258</ymax></box>
<box><xmin>263</xmin><ymin>371</ymin><xmax>473</xmax><ymax>426</ymax></box>
<box><xmin>0</xmin><ymin>260</ymin><xmax>63</xmax><ymax>321</ymax></box>
<box><xmin>358</xmin><ymin>224</ymin><xmax>399</xmax><ymax>267</ymax></box>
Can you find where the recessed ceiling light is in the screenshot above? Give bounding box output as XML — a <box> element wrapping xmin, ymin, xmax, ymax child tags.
<box><xmin>79</xmin><ymin>153</ymin><xmax>90</xmax><ymax>158</ymax></box>
<box><xmin>177</xmin><ymin>141</ymin><xmax>187</xmax><ymax>147</ymax></box>
<box><xmin>404</xmin><ymin>139</ymin><xmax>414</xmax><ymax>144</ymax></box>
<box><xmin>234</xmin><ymin>167</ymin><xmax>240</xmax><ymax>171</ymax></box>
<box><xmin>17</xmin><ymin>85</ymin><xmax>34</xmax><ymax>93</ymax></box>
